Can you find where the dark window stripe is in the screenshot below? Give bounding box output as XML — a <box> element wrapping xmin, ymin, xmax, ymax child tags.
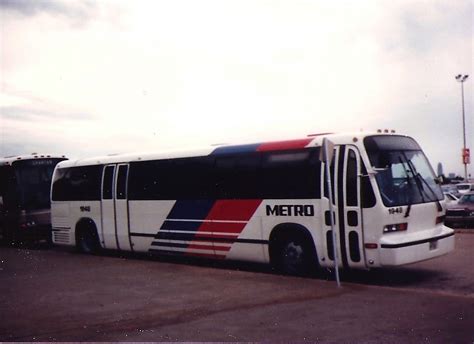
<box><xmin>158</xmin><ymin>231</ymin><xmax>268</xmax><ymax>245</ymax></box>
<box><xmin>151</xmin><ymin>241</ymin><xmax>190</xmax><ymax>249</ymax></box>
<box><xmin>130</xmin><ymin>232</ymin><xmax>156</xmax><ymax>238</ymax></box>
<box><xmin>380</xmin><ymin>232</ymin><xmax>454</xmax><ymax>249</ymax></box>
<box><xmin>148</xmin><ymin>248</ymin><xmax>225</xmax><ymax>259</ymax></box>
<box><xmin>131</xmin><ymin>231</ymin><xmax>268</xmax><ymax>245</ymax></box>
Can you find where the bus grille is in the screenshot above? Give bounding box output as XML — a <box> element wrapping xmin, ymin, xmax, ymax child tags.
<box><xmin>52</xmin><ymin>218</ymin><xmax>70</xmax><ymax>228</ymax></box>
<box><xmin>53</xmin><ymin>229</ymin><xmax>70</xmax><ymax>244</ymax></box>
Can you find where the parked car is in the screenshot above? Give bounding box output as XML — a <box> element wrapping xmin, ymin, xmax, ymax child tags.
<box><xmin>444</xmin><ymin>192</ymin><xmax>459</xmax><ymax>205</ymax></box>
<box><xmin>445</xmin><ymin>191</ymin><xmax>474</xmax><ymax>228</ymax></box>
<box><xmin>442</xmin><ymin>184</ymin><xmax>460</xmax><ymax>196</ymax></box>
<box><xmin>456</xmin><ymin>183</ymin><xmax>473</xmax><ymax>195</ymax></box>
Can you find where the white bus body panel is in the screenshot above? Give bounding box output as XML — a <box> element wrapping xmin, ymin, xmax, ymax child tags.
<box><xmin>51</xmin><ymin>201</ymin><xmax>101</xmax><ymax>247</ymax></box>
<box><xmin>101</xmin><ymin>199</ymin><xmax>117</xmax><ymax>249</ymax></box>
<box><xmin>51</xmin><ymin>203</ymin><xmax>72</xmax><ymax>245</ymax></box>
<box><xmin>129</xmin><ymin>201</ymin><xmax>175</xmax><ymax>252</ymax></box>
<box><xmin>116</xmin><ymin>198</ymin><xmax>131</xmax><ymax>251</ymax></box>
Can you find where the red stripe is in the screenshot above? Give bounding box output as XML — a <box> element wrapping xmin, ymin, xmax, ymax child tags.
<box><xmin>188</xmin><ymin>199</ymin><xmax>262</xmax><ymax>258</ymax></box>
<box><xmin>256</xmin><ymin>138</ymin><xmax>313</xmax><ymax>152</ymax></box>
<box><xmin>204</xmin><ymin>199</ymin><xmax>262</xmax><ymax>222</ymax></box>
<box><xmin>198</xmin><ymin>221</ymin><xmax>246</xmax><ymax>234</ymax></box>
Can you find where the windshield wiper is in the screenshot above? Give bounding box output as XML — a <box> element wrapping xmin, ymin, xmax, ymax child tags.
<box><xmin>404</xmin><ymin>155</ymin><xmax>443</xmax><ymax>212</ymax></box>
<box><xmin>398</xmin><ymin>156</ymin><xmax>415</xmax><ymax>218</ymax></box>
<box><xmin>413</xmin><ymin>172</ymin><xmax>443</xmax><ymax>212</ymax></box>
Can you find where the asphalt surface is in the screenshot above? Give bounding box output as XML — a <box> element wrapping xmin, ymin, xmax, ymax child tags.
<box><xmin>0</xmin><ymin>230</ymin><xmax>473</xmax><ymax>342</ymax></box>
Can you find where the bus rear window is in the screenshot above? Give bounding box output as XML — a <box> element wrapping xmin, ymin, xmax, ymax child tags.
<box><xmin>52</xmin><ymin>166</ymin><xmax>103</xmax><ymax>201</ymax></box>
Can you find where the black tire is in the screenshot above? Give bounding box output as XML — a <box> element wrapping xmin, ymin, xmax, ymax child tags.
<box><xmin>76</xmin><ymin>226</ymin><xmax>101</xmax><ymax>254</ymax></box>
<box><xmin>273</xmin><ymin>234</ymin><xmax>317</xmax><ymax>276</ymax></box>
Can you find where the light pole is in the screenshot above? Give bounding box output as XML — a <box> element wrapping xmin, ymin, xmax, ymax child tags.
<box><xmin>455</xmin><ymin>74</ymin><xmax>469</xmax><ymax>180</ymax></box>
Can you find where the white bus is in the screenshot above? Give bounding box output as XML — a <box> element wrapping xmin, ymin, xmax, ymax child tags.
<box><xmin>50</xmin><ymin>133</ymin><xmax>454</xmax><ymax>274</ymax></box>
<box><xmin>0</xmin><ymin>154</ymin><xmax>67</xmax><ymax>244</ymax></box>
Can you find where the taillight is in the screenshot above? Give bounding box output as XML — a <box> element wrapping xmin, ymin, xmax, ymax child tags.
<box><xmin>364</xmin><ymin>243</ymin><xmax>378</xmax><ymax>249</ymax></box>
<box><xmin>435</xmin><ymin>216</ymin><xmax>445</xmax><ymax>224</ymax></box>
<box><xmin>383</xmin><ymin>223</ymin><xmax>408</xmax><ymax>233</ymax></box>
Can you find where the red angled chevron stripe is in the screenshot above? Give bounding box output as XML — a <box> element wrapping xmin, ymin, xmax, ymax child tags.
<box><xmin>184</xmin><ymin>199</ymin><xmax>262</xmax><ymax>257</ymax></box>
<box><xmin>203</xmin><ymin>199</ymin><xmax>263</xmax><ymax>222</ymax></box>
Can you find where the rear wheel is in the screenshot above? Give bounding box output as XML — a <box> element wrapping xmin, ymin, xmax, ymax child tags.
<box><xmin>273</xmin><ymin>233</ymin><xmax>317</xmax><ymax>276</ymax></box>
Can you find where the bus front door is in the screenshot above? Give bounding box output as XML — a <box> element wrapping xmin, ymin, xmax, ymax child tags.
<box><xmin>340</xmin><ymin>146</ymin><xmax>365</xmax><ymax>268</ymax></box>
<box><xmin>115</xmin><ymin>164</ymin><xmax>131</xmax><ymax>251</ymax></box>
<box><xmin>101</xmin><ymin>164</ymin><xmax>132</xmax><ymax>251</ymax></box>
<box><xmin>101</xmin><ymin>165</ymin><xmax>117</xmax><ymax>249</ymax></box>
<box><xmin>322</xmin><ymin>145</ymin><xmax>365</xmax><ymax>269</ymax></box>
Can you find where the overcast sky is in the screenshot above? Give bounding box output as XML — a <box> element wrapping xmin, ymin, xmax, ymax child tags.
<box><xmin>1</xmin><ymin>0</ymin><xmax>472</xmax><ymax>176</ymax></box>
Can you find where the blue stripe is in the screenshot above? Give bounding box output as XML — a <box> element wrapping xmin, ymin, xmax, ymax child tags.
<box><xmin>166</xmin><ymin>200</ymin><xmax>215</xmax><ymax>220</ymax></box>
<box><xmin>160</xmin><ymin>220</ymin><xmax>202</xmax><ymax>232</ymax></box>
<box><xmin>211</xmin><ymin>143</ymin><xmax>261</xmax><ymax>155</ymax></box>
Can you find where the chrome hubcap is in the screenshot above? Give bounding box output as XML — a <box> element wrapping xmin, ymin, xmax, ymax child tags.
<box><xmin>284</xmin><ymin>242</ymin><xmax>304</xmax><ymax>269</ymax></box>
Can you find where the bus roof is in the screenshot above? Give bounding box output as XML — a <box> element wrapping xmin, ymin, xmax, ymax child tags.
<box><xmin>56</xmin><ymin>131</ymin><xmax>409</xmax><ymax>168</ymax></box>
<box><xmin>0</xmin><ymin>154</ymin><xmax>67</xmax><ymax>166</ymax></box>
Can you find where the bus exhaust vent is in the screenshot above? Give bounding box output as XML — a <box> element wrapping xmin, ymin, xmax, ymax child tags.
<box><xmin>53</xmin><ymin>230</ymin><xmax>70</xmax><ymax>244</ymax></box>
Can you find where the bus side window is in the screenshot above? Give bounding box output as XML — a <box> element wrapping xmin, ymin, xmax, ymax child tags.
<box><xmin>215</xmin><ymin>156</ymin><xmax>237</xmax><ymax>199</ymax></box>
<box><xmin>52</xmin><ymin>168</ymin><xmax>69</xmax><ymax>201</ymax></box>
<box><xmin>52</xmin><ymin>166</ymin><xmax>102</xmax><ymax>201</ymax></box>
<box><xmin>346</xmin><ymin>150</ymin><xmax>358</xmax><ymax>206</ymax></box>
<box><xmin>360</xmin><ymin>162</ymin><xmax>376</xmax><ymax>208</ymax></box>
<box><xmin>235</xmin><ymin>153</ymin><xmax>261</xmax><ymax>199</ymax></box>
<box><xmin>262</xmin><ymin>149</ymin><xmax>320</xmax><ymax>199</ymax></box>
<box><xmin>102</xmin><ymin>166</ymin><xmax>114</xmax><ymax>200</ymax></box>
<box><xmin>214</xmin><ymin>153</ymin><xmax>261</xmax><ymax>199</ymax></box>
<box><xmin>116</xmin><ymin>165</ymin><xmax>128</xmax><ymax>199</ymax></box>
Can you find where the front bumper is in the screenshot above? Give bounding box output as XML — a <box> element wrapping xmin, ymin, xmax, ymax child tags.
<box><xmin>378</xmin><ymin>226</ymin><xmax>455</xmax><ymax>266</ymax></box>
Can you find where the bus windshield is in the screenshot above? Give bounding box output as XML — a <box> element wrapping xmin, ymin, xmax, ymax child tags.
<box><xmin>364</xmin><ymin>135</ymin><xmax>443</xmax><ymax>207</ymax></box>
<box><xmin>13</xmin><ymin>159</ymin><xmax>64</xmax><ymax>210</ymax></box>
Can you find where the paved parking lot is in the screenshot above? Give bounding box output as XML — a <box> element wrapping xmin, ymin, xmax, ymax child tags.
<box><xmin>1</xmin><ymin>231</ymin><xmax>473</xmax><ymax>342</ymax></box>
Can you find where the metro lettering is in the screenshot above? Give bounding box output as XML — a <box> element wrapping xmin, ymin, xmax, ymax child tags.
<box><xmin>266</xmin><ymin>204</ymin><xmax>314</xmax><ymax>216</ymax></box>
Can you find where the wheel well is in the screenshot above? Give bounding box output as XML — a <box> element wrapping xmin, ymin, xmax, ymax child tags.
<box><xmin>75</xmin><ymin>218</ymin><xmax>97</xmax><ymax>241</ymax></box>
<box><xmin>269</xmin><ymin>223</ymin><xmax>318</xmax><ymax>265</ymax></box>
